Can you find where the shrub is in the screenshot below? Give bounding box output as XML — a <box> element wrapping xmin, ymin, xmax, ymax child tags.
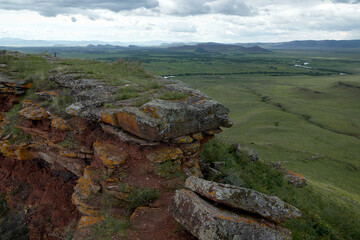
<box><xmin>159</xmin><ymin>90</ymin><xmax>188</xmax><ymax>101</ymax></box>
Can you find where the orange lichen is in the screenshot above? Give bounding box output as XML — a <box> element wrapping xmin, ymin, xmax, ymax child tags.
<box><xmin>93</xmin><ymin>142</ymin><xmax>128</xmax><ymax>169</ymax></box>
<box><xmin>51</xmin><ymin>117</ymin><xmax>70</xmax><ymax>131</ymax></box>
<box><xmin>0</xmin><ymin>141</ymin><xmax>35</xmax><ymax>160</ymax></box>
<box><xmin>18</xmin><ymin>106</ymin><xmax>50</xmax><ymax>120</ymax></box>
<box><xmin>116</xmin><ymin>112</ymin><xmax>141</xmax><ymax>136</ymax></box>
<box><xmin>100</xmin><ymin>111</ymin><xmax>119</xmax><ymax>127</ymax></box>
<box><xmin>192</xmin><ymin>132</ymin><xmax>204</xmax><ymax>141</ymax></box>
<box><xmin>140</xmin><ymin>106</ymin><xmax>160</xmax><ymax>119</ymax></box>
<box><xmin>59</xmin><ymin>149</ymin><xmax>78</xmax><ymax>158</ymax></box>
<box><xmin>146</xmin><ymin>147</ymin><xmax>183</xmax><ymax>163</ymax></box>
<box><xmin>77</xmin><ymin>216</ymin><xmax>104</xmax><ymax>229</ymax></box>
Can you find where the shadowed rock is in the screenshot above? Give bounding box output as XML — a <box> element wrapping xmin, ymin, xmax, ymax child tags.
<box><xmin>185</xmin><ymin>176</ymin><xmax>301</xmax><ymax>223</ymax></box>
<box><xmin>169</xmin><ymin>189</ymin><xmax>292</xmax><ymax>240</ymax></box>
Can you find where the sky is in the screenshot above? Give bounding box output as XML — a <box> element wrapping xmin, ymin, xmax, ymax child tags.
<box><xmin>0</xmin><ymin>0</ymin><xmax>359</xmax><ymax>44</ymax></box>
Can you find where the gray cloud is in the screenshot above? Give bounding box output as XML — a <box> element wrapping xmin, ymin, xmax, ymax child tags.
<box><xmin>71</xmin><ymin>16</ymin><xmax>77</xmax><ymax>22</ymax></box>
<box><xmin>207</xmin><ymin>0</ymin><xmax>255</xmax><ymax>16</ymax></box>
<box><xmin>0</xmin><ymin>0</ymin><xmax>159</xmax><ymax>17</ymax></box>
<box><xmin>160</xmin><ymin>0</ymin><xmax>255</xmax><ymax>16</ymax></box>
<box><xmin>331</xmin><ymin>0</ymin><xmax>360</xmax><ymax>3</ymax></box>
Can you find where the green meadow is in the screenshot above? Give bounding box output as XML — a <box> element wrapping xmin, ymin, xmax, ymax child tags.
<box><xmin>136</xmin><ymin>49</ymin><xmax>360</xmax><ymax>206</ymax></box>
<box><xmin>6</xmin><ymin>46</ymin><xmax>360</xmax><ymax>238</ymax></box>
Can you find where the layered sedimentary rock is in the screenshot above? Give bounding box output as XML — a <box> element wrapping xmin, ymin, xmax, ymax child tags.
<box><xmin>185</xmin><ymin>176</ymin><xmax>301</xmax><ymax>223</ymax></box>
<box><xmin>0</xmin><ymin>51</ymin><xmax>233</xmax><ymax>239</ymax></box>
<box><xmin>169</xmin><ymin>189</ymin><xmax>292</xmax><ymax>240</ymax></box>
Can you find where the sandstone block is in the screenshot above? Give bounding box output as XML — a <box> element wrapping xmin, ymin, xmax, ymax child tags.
<box><xmin>169</xmin><ymin>189</ymin><xmax>292</xmax><ymax>240</ymax></box>
<box><xmin>185</xmin><ymin>176</ymin><xmax>301</xmax><ymax>223</ymax></box>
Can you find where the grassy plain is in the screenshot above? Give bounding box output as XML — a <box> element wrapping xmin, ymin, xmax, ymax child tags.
<box><xmin>12</xmin><ymin>46</ymin><xmax>359</xmax><ymax>203</ymax></box>
<box><xmin>5</xmin><ymin>46</ymin><xmax>360</xmax><ymax>238</ymax></box>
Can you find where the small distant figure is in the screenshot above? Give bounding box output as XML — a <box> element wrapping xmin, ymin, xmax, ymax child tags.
<box><xmin>54</xmin><ymin>52</ymin><xmax>57</xmax><ymax>58</ymax></box>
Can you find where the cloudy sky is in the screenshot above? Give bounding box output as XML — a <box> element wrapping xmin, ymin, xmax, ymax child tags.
<box><xmin>0</xmin><ymin>0</ymin><xmax>359</xmax><ymax>43</ymax></box>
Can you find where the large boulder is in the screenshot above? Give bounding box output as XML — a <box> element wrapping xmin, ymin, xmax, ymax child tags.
<box><xmin>169</xmin><ymin>189</ymin><xmax>292</xmax><ymax>240</ymax></box>
<box><xmin>185</xmin><ymin>176</ymin><xmax>301</xmax><ymax>223</ymax></box>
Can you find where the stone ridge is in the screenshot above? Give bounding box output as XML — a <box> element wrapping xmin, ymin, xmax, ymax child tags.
<box><xmin>169</xmin><ymin>189</ymin><xmax>292</xmax><ymax>240</ymax></box>
<box><xmin>51</xmin><ymin>72</ymin><xmax>233</xmax><ymax>141</ymax></box>
<box><xmin>185</xmin><ymin>176</ymin><xmax>301</xmax><ymax>223</ymax></box>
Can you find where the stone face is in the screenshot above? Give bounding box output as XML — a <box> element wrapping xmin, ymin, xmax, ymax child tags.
<box><xmin>51</xmin><ymin>116</ymin><xmax>70</xmax><ymax>131</ymax></box>
<box><xmin>0</xmin><ymin>141</ymin><xmax>35</xmax><ymax>160</ymax></box>
<box><xmin>146</xmin><ymin>147</ymin><xmax>183</xmax><ymax>163</ymax></box>
<box><xmin>19</xmin><ymin>106</ymin><xmax>50</xmax><ymax>120</ymax></box>
<box><xmin>52</xmin><ymin>70</ymin><xmax>232</xmax><ymax>142</ymax></box>
<box><xmin>38</xmin><ymin>151</ymin><xmax>86</xmax><ymax>177</ymax></box>
<box><xmin>169</xmin><ymin>189</ymin><xmax>292</xmax><ymax>240</ymax></box>
<box><xmin>185</xmin><ymin>176</ymin><xmax>301</xmax><ymax>223</ymax></box>
<box><xmin>286</xmin><ymin>170</ymin><xmax>307</xmax><ymax>187</ymax></box>
<box><xmin>93</xmin><ymin>142</ymin><xmax>129</xmax><ymax>169</ymax></box>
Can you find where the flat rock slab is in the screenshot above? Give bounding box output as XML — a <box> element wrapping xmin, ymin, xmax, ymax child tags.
<box><xmin>185</xmin><ymin>176</ymin><xmax>301</xmax><ymax>223</ymax></box>
<box><xmin>169</xmin><ymin>189</ymin><xmax>292</xmax><ymax>240</ymax></box>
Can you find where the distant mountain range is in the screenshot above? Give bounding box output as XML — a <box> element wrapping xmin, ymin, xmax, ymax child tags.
<box><xmin>240</xmin><ymin>40</ymin><xmax>360</xmax><ymax>50</ymax></box>
<box><xmin>1</xmin><ymin>38</ymin><xmax>360</xmax><ymax>50</ymax></box>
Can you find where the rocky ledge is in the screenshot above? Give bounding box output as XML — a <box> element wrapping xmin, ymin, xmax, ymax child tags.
<box><xmin>0</xmin><ymin>51</ymin><xmax>300</xmax><ymax>240</ymax></box>
<box><xmin>170</xmin><ymin>177</ymin><xmax>301</xmax><ymax>240</ymax></box>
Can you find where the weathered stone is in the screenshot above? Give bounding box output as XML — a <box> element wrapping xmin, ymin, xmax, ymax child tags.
<box><xmin>36</xmin><ymin>91</ymin><xmax>58</xmax><ymax>100</ymax></box>
<box><xmin>51</xmin><ymin>116</ymin><xmax>70</xmax><ymax>131</ymax></box>
<box><xmin>179</xmin><ymin>142</ymin><xmax>201</xmax><ymax>156</ymax></box>
<box><xmin>171</xmin><ymin>135</ymin><xmax>194</xmax><ymax>144</ymax></box>
<box><xmin>19</xmin><ymin>106</ymin><xmax>50</xmax><ymax>120</ymax></box>
<box><xmin>185</xmin><ymin>177</ymin><xmax>301</xmax><ymax>223</ymax></box>
<box><xmin>169</xmin><ymin>189</ymin><xmax>292</xmax><ymax>240</ymax></box>
<box><xmin>93</xmin><ymin>142</ymin><xmax>129</xmax><ymax>169</ymax></box>
<box><xmin>100</xmin><ymin>123</ymin><xmax>159</xmax><ymax>146</ymax></box>
<box><xmin>146</xmin><ymin>147</ymin><xmax>183</xmax><ymax>163</ymax></box>
<box><xmin>77</xmin><ymin>216</ymin><xmax>103</xmax><ymax>229</ymax></box>
<box><xmin>192</xmin><ymin>132</ymin><xmax>204</xmax><ymax>141</ymax></box>
<box><xmin>233</xmin><ymin>144</ymin><xmax>259</xmax><ymax>162</ymax></box>
<box><xmin>38</xmin><ymin>151</ymin><xmax>86</xmax><ymax>177</ymax></box>
<box><xmin>0</xmin><ymin>141</ymin><xmax>35</xmax><ymax>160</ymax></box>
<box><xmin>286</xmin><ymin>170</ymin><xmax>307</xmax><ymax>187</ymax></box>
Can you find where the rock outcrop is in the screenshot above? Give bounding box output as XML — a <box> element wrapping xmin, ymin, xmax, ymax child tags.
<box><xmin>185</xmin><ymin>176</ymin><xmax>301</xmax><ymax>223</ymax></box>
<box><xmin>169</xmin><ymin>189</ymin><xmax>293</xmax><ymax>240</ymax></box>
<box><xmin>0</xmin><ymin>51</ymin><xmax>300</xmax><ymax>240</ymax></box>
<box><xmin>0</xmin><ymin>51</ymin><xmax>233</xmax><ymax>239</ymax></box>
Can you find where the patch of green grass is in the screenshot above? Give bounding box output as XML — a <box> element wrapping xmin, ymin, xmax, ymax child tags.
<box><xmin>90</xmin><ymin>214</ymin><xmax>131</xmax><ymax>240</ymax></box>
<box><xmin>56</xmin><ymin>136</ymin><xmax>76</xmax><ymax>149</ymax></box>
<box><xmin>155</xmin><ymin>160</ymin><xmax>185</xmax><ymax>180</ymax></box>
<box><xmin>115</xmin><ymin>86</ymin><xmax>140</xmax><ymax>101</ymax></box>
<box><xmin>134</xmin><ymin>97</ymin><xmax>151</xmax><ymax>107</ymax></box>
<box><xmin>201</xmin><ymin>138</ymin><xmax>360</xmax><ymax>240</ymax></box>
<box><xmin>159</xmin><ymin>90</ymin><xmax>188</xmax><ymax>101</ymax></box>
<box><xmin>113</xmin><ymin>183</ymin><xmax>159</xmax><ymax>214</ymax></box>
<box><xmin>49</xmin><ymin>89</ymin><xmax>74</xmax><ymax>118</ymax></box>
<box><xmin>103</xmin><ymin>103</ymin><xmax>116</xmax><ymax>109</ymax></box>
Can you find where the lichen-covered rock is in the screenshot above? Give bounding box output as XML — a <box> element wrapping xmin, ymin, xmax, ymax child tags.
<box><xmin>286</xmin><ymin>170</ymin><xmax>307</xmax><ymax>187</ymax></box>
<box><xmin>93</xmin><ymin>142</ymin><xmax>129</xmax><ymax>169</ymax></box>
<box><xmin>77</xmin><ymin>216</ymin><xmax>103</xmax><ymax>229</ymax></box>
<box><xmin>0</xmin><ymin>141</ymin><xmax>36</xmax><ymax>160</ymax></box>
<box><xmin>169</xmin><ymin>189</ymin><xmax>292</xmax><ymax>240</ymax></box>
<box><xmin>185</xmin><ymin>176</ymin><xmax>301</xmax><ymax>223</ymax></box>
<box><xmin>51</xmin><ymin>116</ymin><xmax>70</xmax><ymax>131</ymax></box>
<box><xmin>171</xmin><ymin>135</ymin><xmax>194</xmax><ymax>144</ymax></box>
<box><xmin>233</xmin><ymin>143</ymin><xmax>259</xmax><ymax>162</ymax></box>
<box><xmin>146</xmin><ymin>147</ymin><xmax>183</xmax><ymax>163</ymax></box>
<box><xmin>19</xmin><ymin>105</ymin><xmax>50</xmax><ymax>120</ymax></box>
<box><xmin>36</xmin><ymin>91</ymin><xmax>58</xmax><ymax>100</ymax></box>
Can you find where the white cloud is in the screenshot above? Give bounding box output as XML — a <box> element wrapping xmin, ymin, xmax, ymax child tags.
<box><xmin>0</xmin><ymin>0</ymin><xmax>359</xmax><ymax>43</ymax></box>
